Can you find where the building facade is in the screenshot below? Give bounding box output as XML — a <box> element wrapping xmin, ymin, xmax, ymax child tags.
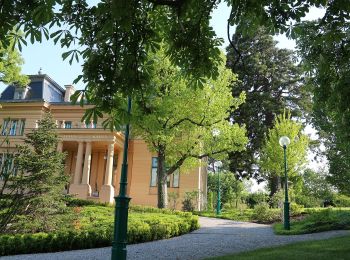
<box><xmin>0</xmin><ymin>74</ymin><xmax>207</xmax><ymax>210</ymax></box>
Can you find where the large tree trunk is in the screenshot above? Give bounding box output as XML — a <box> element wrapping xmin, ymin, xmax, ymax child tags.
<box><xmin>157</xmin><ymin>149</ymin><xmax>168</xmax><ymax>208</ymax></box>
<box><xmin>269</xmin><ymin>175</ymin><xmax>281</xmax><ymax>198</ymax></box>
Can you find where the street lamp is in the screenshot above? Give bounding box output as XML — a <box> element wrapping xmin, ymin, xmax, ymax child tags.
<box><xmin>279</xmin><ymin>136</ymin><xmax>291</xmax><ymax>230</ymax></box>
<box><xmin>212</xmin><ymin>129</ymin><xmax>222</xmax><ymax>215</ymax></box>
<box><xmin>214</xmin><ymin>161</ymin><xmax>223</xmax><ymax>215</ymax></box>
<box><xmin>112</xmin><ymin>97</ymin><xmax>132</xmax><ymax>260</ymax></box>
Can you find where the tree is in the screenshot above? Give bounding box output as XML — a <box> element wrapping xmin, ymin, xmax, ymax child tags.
<box><xmin>301</xmin><ymin>168</ymin><xmax>334</xmax><ymax>201</ymax></box>
<box><xmin>132</xmin><ymin>49</ymin><xmax>247</xmax><ymax>208</ymax></box>
<box><xmin>296</xmin><ymin>18</ymin><xmax>350</xmax><ymax>195</ymax></box>
<box><xmin>1</xmin><ymin>1</ymin><xmax>346</xmax><ymax>118</ymax></box>
<box><xmin>207</xmin><ymin>170</ymin><xmax>246</xmax><ymax>209</ymax></box>
<box><xmin>0</xmin><ymin>42</ymin><xmax>29</xmax><ymax>86</ymax></box>
<box><xmin>226</xmin><ymin>26</ymin><xmax>311</xmax><ymax>181</ymax></box>
<box><xmin>259</xmin><ymin>111</ymin><xmax>309</xmax><ymax>197</ymax></box>
<box><xmin>0</xmin><ymin>113</ymin><xmax>68</xmax><ymax>233</ymax></box>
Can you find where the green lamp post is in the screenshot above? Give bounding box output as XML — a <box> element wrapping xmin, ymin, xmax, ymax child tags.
<box><xmin>112</xmin><ymin>97</ymin><xmax>132</xmax><ymax>260</ymax></box>
<box><xmin>215</xmin><ymin>160</ymin><xmax>223</xmax><ymax>215</ymax></box>
<box><xmin>279</xmin><ymin>135</ymin><xmax>291</xmax><ymax>230</ymax></box>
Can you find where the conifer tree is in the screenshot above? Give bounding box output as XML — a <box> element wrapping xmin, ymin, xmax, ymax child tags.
<box><xmin>0</xmin><ymin>113</ymin><xmax>68</xmax><ymax>233</ymax></box>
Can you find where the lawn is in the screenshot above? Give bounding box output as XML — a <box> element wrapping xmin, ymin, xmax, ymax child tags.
<box><xmin>206</xmin><ymin>235</ymin><xmax>350</xmax><ymax>260</ymax></box>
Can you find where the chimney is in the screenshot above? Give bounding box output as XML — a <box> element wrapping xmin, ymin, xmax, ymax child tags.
<box><xmin>64</xmin><ymin>85</ymin><xmax>76</xmax><ymax>102</ymax></box>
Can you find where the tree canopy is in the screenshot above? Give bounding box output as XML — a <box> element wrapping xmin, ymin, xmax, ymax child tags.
<box><xmin>259</xmin><ymin>111</ymin><xmax>309</xmax><ymax>196</ymax></box>
<box><xmin>132</xmin><ymin>48</ymin><xmax>247</xmax><ymax>208</ymax></box>
<box><xmin>296</xmin><ymin>17</ymin><xmax>350</xmax><ymax>195</ymax></box>
<box><xmin>226</xmin><ymin>26</ymin><xmax>311</xmax><ymax>181</ymax></box>
<box><xmin>1</xmin><ymin>1</ymin><xmax>348</xmax><ymax>109</ymax></box>
<box><xmin>0</xmin><ymin>42</ymin><xmax>28</xmax><ymax>86</ymax></box>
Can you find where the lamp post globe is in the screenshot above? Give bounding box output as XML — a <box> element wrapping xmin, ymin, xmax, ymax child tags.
<box><xmin>214</xmin><ymin>161</ymin><xmax>223</xmax><ymax>215</ymax></box>
<box><xmin>279</xmin><ymin>136</ymin><xmax>290</xmax><ymax>147</ymax></box>
<box><xmin>279</xmin><ymin>135</ymin><xmax>290</xmax><ymax>230</ymax></box>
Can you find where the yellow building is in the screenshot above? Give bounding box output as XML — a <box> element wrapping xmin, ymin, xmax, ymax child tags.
<box><xmin>0</xmin><ymin>74</ymin><xmax>207</xmax><ymax>210</ymax></box>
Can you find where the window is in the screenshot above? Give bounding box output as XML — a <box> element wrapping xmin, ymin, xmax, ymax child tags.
<box><xmin>173</xmin><ymin>169</ymin><xmax>180</xmax><ymax>188</ymax></box>
<box><xmin>150</xmin><ymin>157</ymin><xmax>157</xmax><ymax>187</ymax></box>
<box><xmin>85</xmin><ymin>120</ymin><xmax>96</xmax><ymax>129</ymax></box>
<box><xmin>2</xmin><ymin>119</ymin><xmax>25</xmax><ymax>136</ymax></box>
<box><xmin>65</xmin><ymin>121</ymin><xmax>72</xmax><ymax>129</ymax></box>
<box><xmin>150</xmin><ymin>157</ymin><xmax>180</xmax><ymax>188</ymax></box>
<box><xmin>0</xmin><ymin>153</ymin><xmax>17</xmax><ymax>180</ymax></box>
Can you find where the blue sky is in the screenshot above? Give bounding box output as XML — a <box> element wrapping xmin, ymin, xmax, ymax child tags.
<box><xmin>0</xmin><ymin>4</ymin><xmax>324</xmax><ymax>93</ymax></box>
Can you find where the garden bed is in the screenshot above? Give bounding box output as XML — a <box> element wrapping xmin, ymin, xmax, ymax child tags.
<box><xmin>0</xmin><ymin>203</ymin><xmax>199</xmax><ymax>256</ymax></box>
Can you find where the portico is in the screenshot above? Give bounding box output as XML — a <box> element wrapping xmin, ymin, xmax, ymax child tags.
<box><xmin>58</xmin><ymin>133</ymin><xmax>124</xmax><ymax>203</ymax></box>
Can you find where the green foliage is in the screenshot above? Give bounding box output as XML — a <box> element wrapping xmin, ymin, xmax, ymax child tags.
<box><xmin>295</xmin><ymin>168</ymin><xmax>335</xmax><ymax>208</ymax></box>
<box><xmin>0</xmin><ymin>204</ymin><xmax>199</xmax><ymax>256</ymax></box>
<box><xmin>208</xmin><ymin>171</ymin><xmax>246</xmax><ymax>209</ymax></box>
<box><xmin>274</xmin><ymin>208</ymin><xmax>350</xmax><ymax>235</ymax></box>
<box><xmin>245</xmin><ymin>192</ymin><xmax>269</xmax><ymax>209</ymax></box>
<box><xmin>132</xmin><ymin>48</ymin><xmax>247</xmax><ymax>208</ymax></box>
<box><xmin>333</xmin><ymin>195</ymin><xmax>350</xmax><ymax>208</ymax></box>
<box><xmin>0</xmin><ymin>42</ymin><xmax>29</xmax><ymax>86</ymax></box>
<box><xmin>182</xmin><ymin>191</ymin><xmax>198</xmax><ymax>212</ymax></box>
<box><xmin>197</xmin><ymin>209</ymin><xmax>254</xmax><ymax>222</ymax></box>
<box><xmin>0</xmin><ymin>113</ymin><xmax>69</xmax><ymax>233</ymax></box>
<box><xmin>252</xmin><ymin>202</ymin><xmax>281</xmax><ymax>223</ymax></box>
<box><xmin>2</xmin><ymin>1</ymin><xmax>342</xmax><ymax>101</ymax></box>
<box><xmin>226</xmin><ymin>27</ymin><xmax>310</xmax><ymax>180</ymax></box>
<box><xmin>295</xmin><ymin>16</ymin><xmax>350</xmax><ymax>195</ymax></box>
<box><xmin>290</xmin><ymin>202</ymin><xmax>304</xmax><ymax>217</ymax></box>
<box><xmin>259</xmin><ymin>110</ymin><xmax>309</xmax><ymax>196</ymax></box>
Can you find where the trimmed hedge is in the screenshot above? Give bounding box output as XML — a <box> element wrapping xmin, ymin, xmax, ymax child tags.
<box><xmin>0</xmin><ymin>205</ymin><xmax>199</xmax><ymax>256</ymax></box>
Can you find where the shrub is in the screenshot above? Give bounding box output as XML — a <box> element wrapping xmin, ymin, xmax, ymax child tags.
<box><xmin>0</xmin><ymin>205</ymin><xmax>199</xmax><ymax>256</ymax></box>
<box><xmin>245</xmin><ymin>192</ymin><xmax>269</xmax><ymax>209</ymax></box>
<box><xmin>290</xmin><ymin>202</ymin><xmax>304</xmax><ymax>216</ymax></box>
<box><xmin>295</xmin><ymin>194</ymin><xmax>322</xmax><ymax>208</ymax></box>
<box><xmin>182</xmin><ymin>191</ymin><xmax>198</xmax><ymax>212</ymax></box>
<box><xmin>252</xmin><ymin>202</ymin><xmax>281</xmax><ymax>223</ymax></box>
<box><xmin>333</xmin><ymin>194</ymin><xmax>350</xmax><ymax>207</ymax></box>
<box><xmin>274</xmin><ymin>208</ymin><xmax>350</xmax><ymax>235</ymax></box>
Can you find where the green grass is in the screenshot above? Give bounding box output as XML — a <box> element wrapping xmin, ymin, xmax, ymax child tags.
<box><xmin>207</xmin><ymin>235</ymin><xmax>350</xmax><ymax>260</ymax></box>
<box><xmin>196</xmin><ymin>209</ymin><xmax>254</xmax><ymax>222</ymax></box>
<box><xmin>274</xmin><ymin>208</ymin><xmax>350</xmax><ymax>235</ymax></box>
<box><xmin>196</xmin><ymin>207</ymin><xmax>281</xmax><ymax>223</ymax></box>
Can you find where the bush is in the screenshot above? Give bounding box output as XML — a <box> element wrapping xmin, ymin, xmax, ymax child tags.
<box><xmin>290</xmin><ymin>202</ymin><xmax>304</xmax><ymax>216</ymax></box>
<box><xmin>295</xmin><ymin>194</ymin><xmax>322</xmax><ymax>208</ymax></box>
<box><xmin>333</xmin><ymin>194</ymin><xmax>350</xmax><ymax>207</ymax></box>
<box><xmin>0</xmin><ymin>205</ymin><xmax>199</xmax><ymax>256</ymax></box>
<box><xmin>252</xmin><ymin>202</ymin><xmax>281</xmax><ymax>223</ymax></box>
<box><xmin>274</xmin><ymin>208</ymin><xmax>350</xmax><ymax>235</ymax></box>
<box><xmin>182</xmin><ymin>191</ymin><xmax>198</xmax><ymax>212</ymax></box>
<box><xmin>245</xmin><ymin>192</ymin><xmax>269</xmax><ymax>209</ymax></box>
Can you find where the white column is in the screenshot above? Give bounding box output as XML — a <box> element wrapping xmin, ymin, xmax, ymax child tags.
<box><xmin>81</xmin><ymin>141</ymin><xmax>92</xmax><ymax>196</ymax></box>
<box><xmin>57</xmin><ymin>141</ymin><xmax>63</xmax><ymax>152</ymax></box>
<box><xmin>100</xmin><ymin>142</ymin><xmax>115</xmax><ymax>204</ymax></box>
<box><xmin>73</xmin><ymin>141</ymin><xmax>84</xmax><ymax>184</ymax></box>
<box><xmin>82</xmin><ymin>142</ymin><xmax>92</xmax><ymax>185</ymax></box>
<box><xmin>104</xmin><ymin>143</ymin><xmax>114</xmax><ymax>185</ymax></box>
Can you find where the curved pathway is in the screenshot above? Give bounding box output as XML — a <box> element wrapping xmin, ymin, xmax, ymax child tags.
<box><xmin>2</xmin><ymin>217</ymin><xmax>349</xmax><ymax>260</ymax></box>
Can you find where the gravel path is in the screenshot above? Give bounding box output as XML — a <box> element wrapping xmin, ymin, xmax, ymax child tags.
<box><xmin>2</xmin><ymin>217</ymin><xmax>349</xmax><ymax>260</ymax></box>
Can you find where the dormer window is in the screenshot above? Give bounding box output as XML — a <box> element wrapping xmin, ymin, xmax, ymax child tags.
<box><xmin>14</xmin><ymin>86</ymin><xmax>29</xmax><ymax>100</ymax></box>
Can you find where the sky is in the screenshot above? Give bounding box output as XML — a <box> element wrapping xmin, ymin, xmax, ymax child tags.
<box><xmin>0</xmin><ymin>3</ymin><xmax>326</xmax><ymax>182</ymax></box>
